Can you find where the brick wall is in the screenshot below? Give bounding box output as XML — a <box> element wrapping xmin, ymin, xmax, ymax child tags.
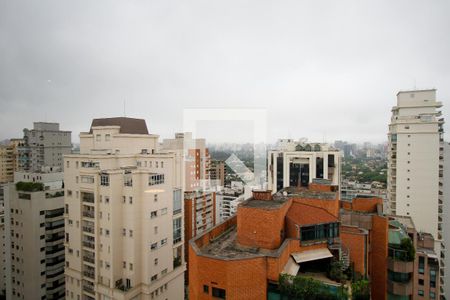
<box><xmin>237</xmin><ymin>202</ymin><xmax>290</xmax><ymax>249</ymax></box>
<box><xmin>341</xmin><ymin>226</ymin><xmax>368</xmax><ymax>276</ymax></box>
<box><xmin>370</xmin><ymin>215</ymin><xmax>388</xmax><ymax>300</ymax></box>
<box><xmin>189</xmin><ymin>246</ymin><xmax>268</xmax><ymax>300</ymax></box>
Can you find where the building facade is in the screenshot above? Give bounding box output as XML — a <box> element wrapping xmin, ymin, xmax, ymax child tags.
<box><xmin>0</xmin><ymin>139</ymin><xmax>22</xmax><ymax>184</ymax></box>
<box><xmin>444</xmin><ymin>142</ymin><xmax>450</xmax><ymax>298</ymax></box>
<box><xmin>18</xmin><ymin>122</ymin><xmax>71</xmax><ymax>172</ymax></box>
<box><xmin>189</xmin><ymin>183</ymin><xmax>348</xmax><ymax>299</ymax></box>
<box><xmin>162</xmin><ymin>132</ymin><xmax>210</xmax><ymax>191</ymax></box>
<box><xmin>387</xmin><ymin>89</ymin><xmax>445</xmax><ymax>295</ymax></box>
<box><xmin>0</xmin><ymin>207</ymin><xmax>5</xmax><ymax>298</ymax></box>
<box><xmin>215</xmin><ymin>188</ymin><xmax>245</xmax><ymax>223</ymax></box>
<box><xmin>267</xmin><ymin>140</ymin><xmax>341</xmax><ymax>194</ymax></box>
<box><xmin>209</xmin><ymin>161</ymin><xmax>225</xmax><ymax>187</ymax></box>
<box><xmin>4</xmin><ymin>171</ymin><xmax>66</xmax><ymax>300</ymax></box>
<box><xmin>64</xmin><ymin>117</ymin><xmax>185</xmax><ymax>300</ymax></box>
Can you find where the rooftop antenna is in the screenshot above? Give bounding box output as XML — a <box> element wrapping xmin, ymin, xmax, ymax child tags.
<box><xmin>413</xmin><ymin>78</ymin><xmax>417</xmax><ymax>90</ymax></box>
<box><xmin>123</xmin><ymin>100</ymin><xmax>126</xmax><ymax>117</ymax></box>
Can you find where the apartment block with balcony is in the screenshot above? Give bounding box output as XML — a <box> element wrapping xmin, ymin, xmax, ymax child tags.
<box><xmin>268</xmin><ymin>140</ymin><xmax>341</xmax><ymax>194</ymax></box>
<box><xmin>209</xmin><ymin>160</ymin><xmax>225</xmax><ymax>188</ymax></box>
<box><xmin>3</xmin><ymin>171</ymin><xmax>66</xmax><ymax>300</ymax></box>
<box><xmin>64</xmin><ymin>117</ymin><xmax>185</xmax><ymax>300</ymax></box>
<box><xmin>189</xmin><ymin>183</ymin><xmax>351</xmax><ymax>299</ymax></box>
<box><xmin>387</xmin><ymin>89</ymin><xmax>445</xmax><ymax>296</ymax></box>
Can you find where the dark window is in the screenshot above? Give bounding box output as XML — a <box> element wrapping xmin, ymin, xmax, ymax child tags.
<box><xmin>418</xmin><ymin>279</ymin><xmax>424</xmax><ymax>285</ymax></box>
<box><xmin>388</xmin><ymin>270</ymin><xmax>411</xmax><ymax>283</ymax></box>
<box><xmin>430</xmin><ymin>269</ymin><xmax>437</xmax><ymax>288</ymax></box>
<box><xmin>300</xmin><ymin>223</ymin><xmax>339</xmax><ymax>242</ymax></box>
<box><xmin>419</xmin><ymin>256</ymin><xmax>424</xmax><ymax>274</ymax></box>
<box><xmin>212</xmin><ymin>287</ymin><xmax>226</xmax><ymax>299</ymax></box>
<box><xmin>203</xmin><ymin>285</ymin><xmax>209</xmax><ymax>294</ymax></box>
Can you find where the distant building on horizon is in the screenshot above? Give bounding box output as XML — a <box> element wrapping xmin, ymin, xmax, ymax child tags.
<box><xmin>18</xmin><ymin>122</ymin><xmax>71</xmax><ymax>172</ymax></box>
<box><xmin>267</xmin><ymin>139</ymin><xmax>341</xmax><ymax>194</ymax></box>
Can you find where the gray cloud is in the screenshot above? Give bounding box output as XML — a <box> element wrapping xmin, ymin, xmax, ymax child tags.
<box><xmin>1</xmin><ymin>0</ymin><xmax>449</xmax><ymax>143</ymax></box>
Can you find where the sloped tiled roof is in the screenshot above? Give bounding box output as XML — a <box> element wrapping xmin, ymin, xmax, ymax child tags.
<box><xmin>89</xmin><ymin>117</ymin><xmax>148</xmax><ymax>134</ymax></box>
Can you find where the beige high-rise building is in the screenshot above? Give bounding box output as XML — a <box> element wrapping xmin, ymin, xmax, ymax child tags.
<box><xmin>64</xmin><ymin>117</ymin><xmax>185</xmax><ymax>300</ymax></box>
<box><xmin>387</xmin><ymin>89</ymin><xmax>445</xmax><ymax>295</ymax></box>
<box><xmin>3</xmin><ymin>171</ymin><xmax>66</xmax><ymax>300</ymax></box>
<box><xmin>0</xmin><ymin>207</ymin><xmax>5</xmax><ymax>298</ymax></box>
<box><xmin>0</xmin><ymin>139</ymin><xmax>22</xmax><ymax>184</ymax></box>
<box><xmin>162</xmin><ymin>132</ymin><xmax>210</xmax><ymax>191</ymax></box>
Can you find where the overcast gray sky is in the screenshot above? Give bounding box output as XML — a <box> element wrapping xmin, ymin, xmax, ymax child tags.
<box><xmin>1</xmin><ymin>0</ymin><xmax>449</xmax><ymax>144</ymax></box>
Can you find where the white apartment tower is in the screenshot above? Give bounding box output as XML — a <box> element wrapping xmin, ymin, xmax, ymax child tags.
<box><xmin>267</xmin><ymin>139</ymin><xmax>341</xmax><ymax>193</ymax></box>
<box><xmin>64</xmin><ymin>117</ymin><xmax>185</xmax><ymax>300</ymax></box>
<box><xmin>4</xmin><ymin>171</ymin><xmax>66</xmax><ymax>300</ymax></box>
<box><xmin>387</xmin><ymin>89</ymin><xmax>445</xmax><ymax>295</ymax></box>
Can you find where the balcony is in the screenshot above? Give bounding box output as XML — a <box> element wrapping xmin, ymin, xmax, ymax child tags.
<box><xmin>388</xmin><ymin>258</ymin><xmax>413</xmax><ymax>273</ymax></box>
<box><xmin>83</xmin><ymin>270</ymin><xmax>95</xmax><ymax>279</ymax></box>
<box><xmin>82</xmin><ymin>211</ymin><xmax>95</xmax><ymax>219</ymax></box>
<box><xmin>82</xmin><ymin>241</ymin><xmax>95</xmax><ymax>250</ymax></box>
<box><xmin>387</xmin><ymin>280</ymin><xmax>413</xmax><ymax>296</ymax></box>
<box><xmin>82</xmin><ymin>193</ymin><xmax>94</xmax><ymax>204</ymax></box>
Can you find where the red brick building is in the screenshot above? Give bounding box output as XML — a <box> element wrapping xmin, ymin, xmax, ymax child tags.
<box><xmin>189</xmin><ymin>184</ymin><xmax>345</xmax><ymax>299</ymax></box>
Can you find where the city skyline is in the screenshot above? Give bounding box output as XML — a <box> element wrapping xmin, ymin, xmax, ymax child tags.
<box><xmin>1</xmin><ymin>1</ymin><xmax>450</xmax><ymax>143</ymax></box>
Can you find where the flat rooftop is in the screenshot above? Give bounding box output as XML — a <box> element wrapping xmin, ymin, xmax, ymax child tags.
<box><xmin>198</xmin><ymin>226</ymin><xmax>275</xmax><ymax>259</ymax></box>
<box><xmin>277</xmin><ymin>186</ymin><xmax>337</xmax><ymax>200</ymax></box>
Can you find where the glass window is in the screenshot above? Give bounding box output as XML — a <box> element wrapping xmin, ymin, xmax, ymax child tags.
<box><xmin>419</xmin><ymin>256</ymin><xmax>425</xmax><ymax>274</ymax></box>
<box><xmin>173</xmin><ymin>189</ymin><xmax>182</xmax><ymax>214</ymax></box>
<box><xmin>100</xmin><ymin>174</ymin><xmax>109</xmax><ymax>186</ymax></box>
<box><xmin>212</xmin><ymin>287</ymin><xmax>226</xmax><ymax>299</ymax></box>
<box><xmin>149</xmin><ymin>174</ymin><xmax>164</xmax><ymax>186</ymax></box>
<box><xmin>173</xmin><ymin>218</ymin><xmax>182</xmax><ymax>244</ymax></box>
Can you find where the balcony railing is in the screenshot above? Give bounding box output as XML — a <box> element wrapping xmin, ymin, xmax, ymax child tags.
<box><xmin>82</xmin><ymin>211</ymin><xmax>95</xmax><ymax>218</ymax></box>
<box><xmin>82</xmin><ymin>241</ymin><xmax>95</xmax><ymax>249</ymax></box>
<box><xmin>82</xmin><ymin>226</ymin><xmax>95</xmax><ymax>234</ymax></box>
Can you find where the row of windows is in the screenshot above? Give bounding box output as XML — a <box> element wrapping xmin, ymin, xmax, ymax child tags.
<box><xmin>149</xmin><ymin>174</ymin><xmax>165</xmax><ymax>186</ymax></box>
<box><xmin>150</xmin><ymin>238</ymin><xmax>168</xmax><ymax>250</ymax></box>
<box><xmin>138</xmin><ymin>160</ymin><xmax>164</xmax><ymax>168</ymax></box>
<box><xmin>95</xmin><ymin>134</ymin><xmax>111</xmax><ymax>142</ymax></box>
<box><xmin>300</xmin><ymin>223</ymin><xmax>339</xmax><ymax>242</ymax></box>
<box><xmin>150</xmin><ymin>283</ymin><xmax>168</xmax><ymax>299</ymax></box>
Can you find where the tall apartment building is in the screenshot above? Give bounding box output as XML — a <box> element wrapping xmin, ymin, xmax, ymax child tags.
<box><xmin>18</xmin><ymin>122</ymin><xmax>71</xmax><ymax>172</ymax></box>
<box><xmin>443</xmin><ymin>142</ymin><xmax>450</xmax><ymax>298</ymax></box>
<box><xmin>3</xmin><ymin>171</ymin><xmax>66</xmax><ymax>300</ymax></box>
<box><xmin>387</xmin><ymin>89</ymin><xmax>445</xmax><ymax>295</ymax></box>
<box><xmin>267</xmin><ymin>140</ymin><xmax>341</xmax><ymax>193</ymax></box>
<box><xmin>162</xmin><ymin>132</ymin><xmax>210</xmax><ymax>191</ymax></box>
<box><xmin>209</xmin><ymin>160</ymin><xmax>225</xmax><ymax>187</ymax></box>
<box><xmin>64</xmin><ymin>117</ymin><xmax>185</xmax><ymax>300</ymax></box>
<box><xmin>0</xmin><ymin>139</ymin><xmax>22</xmax><ymax>183</ymax></box>
<box><xmin>0</xmin><ymin>207</ymin><xmax>5</xmax><ymax>297</ymax></box>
